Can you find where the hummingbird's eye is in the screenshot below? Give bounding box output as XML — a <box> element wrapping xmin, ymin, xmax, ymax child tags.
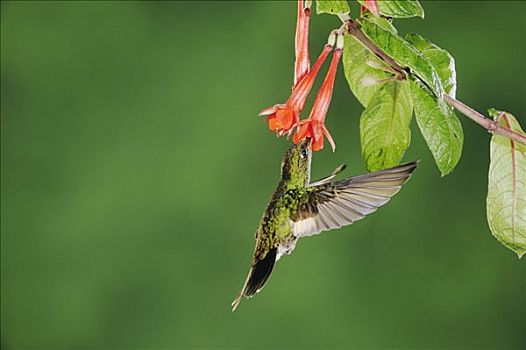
<box><xmin>300</xmin><ymin>148</ymin><xmax>308</xmax><ymax>159</ymax></box>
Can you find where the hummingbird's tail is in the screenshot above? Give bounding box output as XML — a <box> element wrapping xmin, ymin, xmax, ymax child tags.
<box><xmin>231</xmin><ymin>248</ymin><xmax>277</xmax><ymax>312</ymax></box>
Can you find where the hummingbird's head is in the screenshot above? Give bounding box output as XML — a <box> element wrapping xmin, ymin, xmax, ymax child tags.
<box><xmin>280</xmin><ymin>138</ymin><xmax>312</xmax><ymax>187</ymax></box>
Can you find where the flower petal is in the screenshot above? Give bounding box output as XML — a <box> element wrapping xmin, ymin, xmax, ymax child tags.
<box><xmin>276</xmin><ymin>109</ymin><xmax>294</xmax><ymax>130</ymax></box>
<box><xmin>322</xmin><ymin>124</ymin><xmax>336</xmax><ymax>152</ymax></box>
<box><xmin>312</xmin><ymin>135</ymin><xmax>324</xmax><ymax>151</ymax></box>
<box><xmin>259</xmin><ymin>104</ymin><xmax>284</xmax><ymax>116</ymax></box>
<box><xmin>264</xmin><ymin>106</ymin><xmax>299</xmax><ymax>135</ymax></box>
<box><xmin>267</xmin><ymin>115</ymin><xmax>279</xmax><ymax>131</ymax></box>
<box><xmin>293</xmin><ymin>123</ymin><xmax>311</xmax><ymax>144</ymax></box>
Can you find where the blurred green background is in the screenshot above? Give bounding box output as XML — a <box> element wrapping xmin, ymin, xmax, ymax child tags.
<box><xmin>1</xmin><ymin>1</ymin><xmax>525</xmax><ymax>349</ymax></box>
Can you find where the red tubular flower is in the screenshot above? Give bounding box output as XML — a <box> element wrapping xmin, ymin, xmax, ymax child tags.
<box><xmin>293</xmin><ymin>37</ymin><xmax>343</xmax><ymax>152</ymax></box>
<box><xmin>294</xmin><ymin>0</ymin><xmax>311</xmax><ymax>86</ymax></box>
<box><xmin>260</xmin><ymin>44</ymin><xmax>333</xmax><ymax>136</ymax></box>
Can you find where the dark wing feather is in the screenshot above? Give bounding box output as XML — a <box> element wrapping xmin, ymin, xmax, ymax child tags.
<box><xmin>231</xmin><ymin>248</ymin><xmax>277</xmax><ymax>311</ymax></box>
<box><xmin>292</xmin><ymin>161</ymin><xmax>418</xmax><ymax>237</ymax></box>
<box><xmin>244</xmin><ymin>248</ymin><xmax>277</xmax><ymax>296</ymax></box>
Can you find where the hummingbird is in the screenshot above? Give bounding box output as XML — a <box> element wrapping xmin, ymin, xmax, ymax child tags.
<box><xmin>232</xmin><ymin>138</ymin><xmax>418</xmax><ymax>311</ymax></box>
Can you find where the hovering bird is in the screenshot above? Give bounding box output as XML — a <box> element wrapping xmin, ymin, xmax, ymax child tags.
<box><xmin>232</xmin><ymin>138</ymin><xmax>418</xmax><ymax>311</ymax></box>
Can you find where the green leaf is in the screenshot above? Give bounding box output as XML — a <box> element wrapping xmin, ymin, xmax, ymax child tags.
<box><xmin>359</xmin><ymin>16</ymin><xmax>445</xmax><ymax>98</ymax></box>
<box><xmin>342</xmin><ymin>17</ymin><xmax>399</xmax><ymax>106</ymax></box>
<box><xmin>406</xmin><ymin>33</ymin><xmax>456</xmax><ymax>97</ymax></box>
<box><xmin>342</xmin><ymin>34</ymin><xmax>391</xmax><ymax>107</ymax></box>
<box><xmin>316</xmin><ymin>0</ymin><xmax>350</xmax><ymax>14</ymax></box>
<box><xmin>361</xmin><ymin>12</ymin><xmax>398</xmax><ymax>34</ymax></box>
<box><xmin>371</xmin><ymin>0</ymin><xmax>425</xmax><ymax>19</ymax></box>
<box><xmin>487</xmin><ymin>109</ymin><xmax>526</xmax><ymax>258</ymax></box>
<box><xmin>360</xmin><ymin>80</ymin><xmax>413</xmax><ymax>171</ymax></box>
<box><xmin>410</xmin><ymin>80</ymin><xmax>463</xmax><ymax>176</ymax></box>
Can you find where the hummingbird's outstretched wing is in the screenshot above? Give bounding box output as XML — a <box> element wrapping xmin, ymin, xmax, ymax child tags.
<box><xmin>309</xmin><ymin>163</ymin><xmax>347</xmax><ymax>187</ymax></box>
<box><xmin>292</xmin><ymin>161</ymin><xmax>418</xmax><ymax>237</ymax></box>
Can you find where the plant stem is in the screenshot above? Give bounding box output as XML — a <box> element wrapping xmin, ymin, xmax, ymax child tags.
<box><xmin>343</xmin><ymin>18</ymin><xmax>406</xmax><ymax>79</ymax></box>
<box><xmin>443</xmin><ymin>95</ymin><xmax>526</xmax><ymax>144</ymax></box>
<box><xmin>340</xmin><ymin>17</ymin><xmax>526</xmax><ymax>145</ymax></box>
